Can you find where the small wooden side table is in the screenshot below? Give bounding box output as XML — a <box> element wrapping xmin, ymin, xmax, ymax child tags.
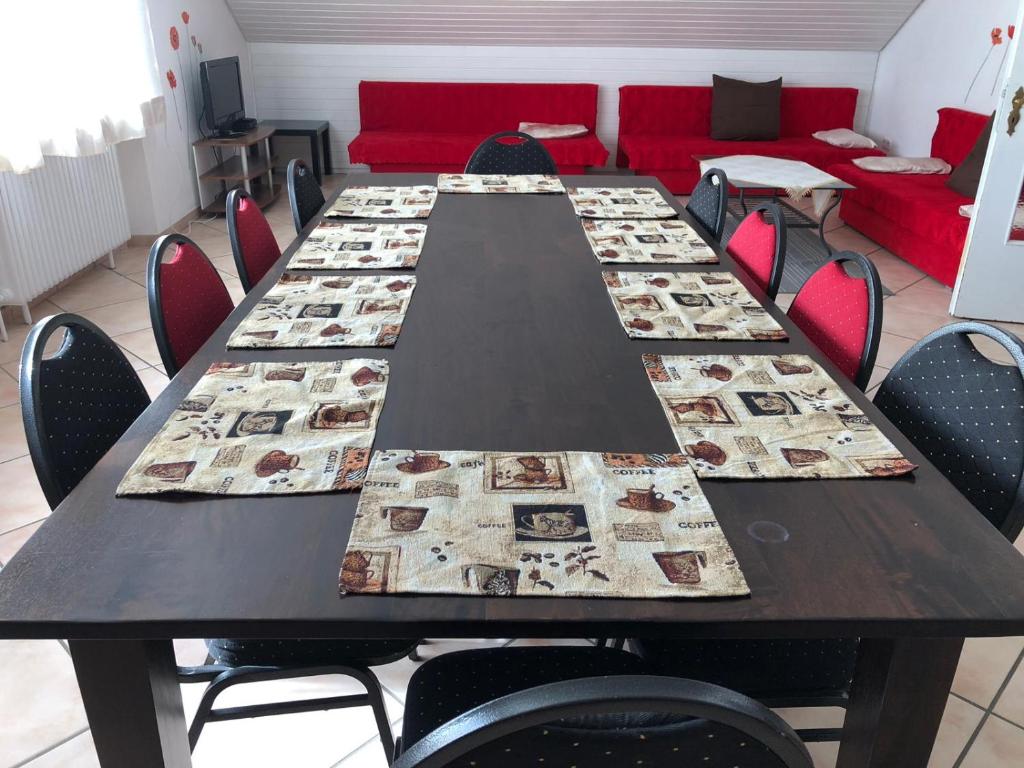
<box><xmin>192</xmin><ymin>125</ymin><xmax>279</xmax><ymax>215</ymax></box>
<box><xmin>265</xmin><ymin>120</ymin><xmax>331</xmax><ymax>184</ymax></box>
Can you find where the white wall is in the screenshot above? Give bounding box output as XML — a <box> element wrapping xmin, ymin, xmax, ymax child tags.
<box><xmin>250</xmin><ymin>43</ymin><xmax>880</xmax><ymax>172</ymax></box>
<box><xmin>117</xmin><ymin>0</ymin><xmax>254</xmax><ymax>235</ymax></box>
<box><xmin>867</xmin><ymin>0</ymin><xmax>1019</xmax><ymax>155</ymax></box>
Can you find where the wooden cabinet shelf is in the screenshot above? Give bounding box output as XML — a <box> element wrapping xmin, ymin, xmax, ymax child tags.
<box><xmin>191</xmin><ymin>124</ymin><xmax>277</xmax><ymax>216</ymax></box>
<box><xmin>200</xmin><ymin>154</ymin><xmax>277</xmax><ymax>182</ymax></box>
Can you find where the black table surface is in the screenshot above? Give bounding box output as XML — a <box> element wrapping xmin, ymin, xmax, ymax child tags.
<box><xmin>265</xmin><ymin>119</ymin><xmax>328</xmax><ymax>133</ymax></box>
<box><xmin>2</xmin><ymin>174</ymin><xmax>1023</xmax><ymax>642</ymax></box>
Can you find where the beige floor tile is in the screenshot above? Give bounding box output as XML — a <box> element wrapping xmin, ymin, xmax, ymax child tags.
<box><xmin>114</xmin><ymin>328</ymin><xmax>163</xmax><ymax>368</ymax></box>
<box><xmin>824</xmin><ymin>225</ymin><xmax>883</xmax><ymax>255</ymax></box>
<box><xmin>867</xmin><ymin>249</ymin><xmax>928</xmax><ymax>293</ymax></box>
<box><xmin>22</xmin><ymin>730</ymin><xmax>99</xmax><ymax>768</ymax></box>
<box><xmin>773</xmin><ymin>706</ymin><xmax>845</xmax><ymax>731</ymax></box>
<box><xmin>960</xmin><ymin>713</ymin><xmax>1024</xmax><ymax>767</ymax></box>
<box><xmin>866</xmin><ymin>364</ymin><xmax>889</xmax><ymax>396</ymax></box>
<box><xmin>173</xmin><ymin>638</ymin><xmax>210</xmax><ymax>667</ymax></box>
<box><xmin>0</xmin><ymin>301</ymin><xmax>64</xmax><ymax>365</ymax></box>
<box><xmin>48</xmin><ymin>267</ymin><xmax>147</xmax><ymax>313</ymax></box>
<box><xmin>929</xmin><ymin>696</ymin><xmax>986</xmax><ymax>767</ymax></box>
<box><xmin>0</xmin><ymin>456</ymin><xmax>50</xmax><ymax>535</ymax></box>
<box><xmin>335</xmin><ymin>730</ymin><xmax>393</xmax><ymax>768</ymax></box>
<box><xmin>182</xmin><ymin>671</ymin><xmax>401</xmax><ymax>768</ymax></box>
<box><xmin>953</xmin><ymin>637</ymin><xmax>1024</xmax><ymax>707</ymax></box>
<box><xmin>883</xmin><ymin>298</ymin><xmax>957</xmax><ymax>342</ymax></box>
<box><xmin>969</xmin><ymin>334</ymin><xmax>1016</xmax><ymax>365</ymax></box>
<box><xmin>374</xmin><ymin>638</ymin><xmax>510</xmax><ymax>702</ymax></box>
<box><xmin>0</xmin><ymin>640</ymin><xmax>90</xmax><ymax>766</ymax></box>
<box><xmin>208</xmin><ymin>255</ymin><xmax>239</xmax><ymax>279</ymax></box>
<box><xmin>222</xmin><ymin>275</ymin><xmax>248</xmax><ymax>305</ymax></box>
<box><xmin>805</xmin><ymin>740</ymin><xmax>839</xmax><ymax>768</ymax></box>
<box><xmin>110</xmin><ymin>245</ymin><xmax>151</xmax><ymax>277</ymax></box>
<box><xmin>77</xmin><ymin>298</ymin><xmax>152</xmax><ymax>337</ymax></box>
<box><xmin>775</xmin><ymin>292</ymin><xmax>795</xmax><ymax>311</ymax></box>
<box><xmin>137</xmin><ymin>367</ymin><xmax>169</xmax><ymax>401</ymax></box>
<box><xmin>874</xmin><ymin>331</ymin><xmax>917</xmax><ymax>370</ymax></box>
<box><xmin>898</xmin><ymin>276</ymin><xmax>954</xmax><ymax>305</ymax></box>
<box><xmin>0</xmin><ymin>366</ymin><xmax>18</xmax><ymax>408</ymax></box>
<box><xmin>0</xmin><ymin>519</ymin><xmax>43</xmax><ymax>565</ymax></box>
<box><xmin>992</xmin><ymin>652</ymin><xmax>1024</xmax><ymax>725</ymax></box>
<box><xmin>0</xmin><ymin>404</ymin><xmax>28</xmax><ymax>463</ymax></box>
<box><xmin>887</xmin><ymin>285</ymin><xmax>955</xmax><ymax>319</ymax></box>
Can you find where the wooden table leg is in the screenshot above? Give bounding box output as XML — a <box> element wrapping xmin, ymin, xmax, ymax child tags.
<box><xmin>70</xmin><ymin>639</ymin><xmax>192</xmax><ymax>767</ymax></box>
<box><xmin>837</xmin><ymin>637</ymin><xmax>963</xmax><ymax>768</ymax></box>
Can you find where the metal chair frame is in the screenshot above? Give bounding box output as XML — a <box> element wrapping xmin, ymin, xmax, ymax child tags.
<box><xmin>464</xmin><ymin>131</ymin><xmax>558</xmax><ymax>175</ymax></box>
<box><xmin>287</xmin><ymin>157</ymin><xmax>326</xmax><ymax>234</ymax></box>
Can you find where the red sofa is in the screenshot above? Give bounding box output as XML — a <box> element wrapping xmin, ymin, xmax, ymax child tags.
<box><xmin>616</xmin><ymin>85</ymin><xmax>884</xmax><ymax>193</ymax></box>
<box><xmin>347</xmin><ymin>81</ymin><xmax>609</xmax><ymax>173</ymax></box>
<box><xmin>827</xmin><ymin>108</ymin><xmax>989</xmax><ymax>287</ymax></box>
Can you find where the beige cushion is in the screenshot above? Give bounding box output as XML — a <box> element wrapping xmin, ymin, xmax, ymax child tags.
<box><xmin>852</xmin><ymin>156</ymin><xmax>952</xmax><ymax>174</ymax></box>
<box><xmin>517</xmin><ymin>122</ymin><xmax>588</xmax><ymax>139</ymax></box>
<box><xmin>812</xmin><ymin>128</ymin><xmax>877</xmax><ymax>149</ymax></box>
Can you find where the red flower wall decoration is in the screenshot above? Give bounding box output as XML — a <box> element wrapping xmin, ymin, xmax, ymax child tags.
<box><xmin>169</xmin><ymin>26</ymin><xmax>180</xmax><ymax>50</ymax></box>
<box><xmin>181</xmin><ymin>11</ymin><xmax>190</xmax><ymax>24</ymax></box>
<box><xmin>992</xmin><ymin>27</ymin><xmax>1004</xmax><ymax>45</ymax></box>
<box><xmin>166</xmin><ymin>69</ymin><xmax>177</xmax><ymax>88</ymax></box>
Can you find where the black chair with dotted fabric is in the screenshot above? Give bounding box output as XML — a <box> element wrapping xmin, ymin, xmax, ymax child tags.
<box><xmin>686</xmin><ymin>167</ymin><xmax>729</xmax><ymax>242</ymax></box>
<box><xmin>393</xmin><ymin>646</ymin><xmax>813</xmax><ymax>768</ymax></box>
<box><xmin>20</xmin><ymin>313</ymin><xmax>151</xmax><ymax>510</ymax></box>
<box><xmin>287</xmin><ymin>157</ymin><xmax>326</xmax><ymax>234</ymax></box>
<box><xmin>19</xmin><ymin>313</ymin><xmax>415</xmax><ymax>760</ymax></box>
<box><xmin>464</xmin><ymin>131</ymin><xmax>558</xmax><ymax>175</ymax></box>
<box><xmin>633</xmin><ymin>321</ymin><xmax>1024</xmax><ymax>744</ymax></box>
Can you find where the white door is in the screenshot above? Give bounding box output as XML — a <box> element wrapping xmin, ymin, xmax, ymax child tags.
<box><xmin>953</xmin><ymin>0</ymin><xmax>1024</xmax><ymax>322</ymax></box>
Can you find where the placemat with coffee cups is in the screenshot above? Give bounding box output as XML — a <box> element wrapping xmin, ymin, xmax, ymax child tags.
<box><xmin>340</xmin><ymin>450</ymin><xmax>749</xmax><ymax>599</ymax></box>
<box><xmin>287</xmin><ymin>224</ymin><xmax>426</xmax><ymax>270</ymax></box>
<box><xmin>567</xmin><ymin>187</ymin><xmax>678</xmax><ymax>219</ymax></box>
<box><xmin>226</xmin><ymin>274</ymin><xmax>416</xmax><ymax>349</ymax></box>
<box><xmin>116</xmin><ymin>360</ymin><xmax>389</xmax><ymax>496</ymax></box>
<box><xmin>437</xmin><ymin>174</ymin><xmax>566</xmax><ymax>194</ymax></box>
<box><xmin>604</xmin><ymin>272</ymin><xmax>787</xmax><ymax>341</ymax></box>
<box><xmin>583</xmin><ymin>220</ymin><xmax>718</xmax><ymax>264</ymax></box>
<box><xmin>643</xmin><ymin>354</ymin><xmax>917</xmax><ymax>480</ymax></box>
<box><xmin>325</xmin><ymin>186</ymin><xmax>438</xmax><ymax>219</ymax></box>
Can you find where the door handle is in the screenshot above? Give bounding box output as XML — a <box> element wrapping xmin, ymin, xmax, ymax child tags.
<box><xmin>1009</xmin><ymin>86</ymin><xmax>1024</xmax><ymax>135</ymax></box>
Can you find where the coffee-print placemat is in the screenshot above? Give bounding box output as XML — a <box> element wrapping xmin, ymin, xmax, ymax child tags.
<box><xmin>583</xmin><ymin>219</ymin><xmax>718</xmax><ymax>264</ymax></box>
<box><xmin>325</xmin><ymin>186</ymin><xmax>438</xmax><ymax>219</ymax></box>
<box><xmin>287</xmin><ymin>224</ymin><xmax>426</xmax><ymax>270</ymax></box>
<box><xmin>643</xmin><ymin>353</ymin><xmax>916</xmax><ymax>480</ymax></box>
<box><xmin>340</xmin><ymin>450</ymin><xmax>749</xmax><ymax>599</ymax></box>
<box><xmin>226</xmin><ymin>274</ymin><xmax>416</xmax><ymax>349</ymax></box>
<box><xmin>117</xmin><ymin>359</ymin><xmax>389</xmax><ymax>496</ymax></box>
<box><xmin>437</xmin><ymin>174</ymin><xmax>566</xmax><ymax>194</ymax></box>
<box><xmin>604</xmin><ymin>272</ymin><xmax>787</xmax><ymax>341</ymax></box>
<box><xmin>567</xmin><ymin>187</ymin><xmax>677</xmax><ymax>219</ymax></box>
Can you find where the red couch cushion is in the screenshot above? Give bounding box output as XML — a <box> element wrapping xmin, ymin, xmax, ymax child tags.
<box><xmin>932</xmin><ymin>107</ymin><xmax>992</xmax><ymax>167</ymax></box>
<box><xmin>828</xmin><ymin>163</ymin><xmax>972</xmax><ymax>253</ymax></box>
<box><xmin>350</xmin><ymin>81</ymin><xmax>608</xmax><ymax>169</ymax></box>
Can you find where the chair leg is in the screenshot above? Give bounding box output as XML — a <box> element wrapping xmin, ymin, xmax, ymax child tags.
<box><xmin>349</xmin><ymin>667</ymin><xmax>396</xmax><ymax>764</ymax></box>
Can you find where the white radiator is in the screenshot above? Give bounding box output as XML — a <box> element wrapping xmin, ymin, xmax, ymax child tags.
<box><xmin>0</xmin><ymin>151</ymin><xmax>131</xmax><ymax>338</ymax></box>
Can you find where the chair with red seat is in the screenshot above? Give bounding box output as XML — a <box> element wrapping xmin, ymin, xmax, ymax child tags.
<box><xmin>227</xmin><ymin>188</ymin><xmax>282</xmax><ymax>293</ymax></box>
<box><xmin>147</xmin><ymin>234</ymin><xmax>234</xmax><ymax>377</ymax></box>
<box><xmin>786</xmin><ymin>252</ymin><xmax>882</xmax><ymax>390</ymax></box>
<box><xmin>725</xmin><ymin>202</ymin><xmax>787</xmax><ymax>300</ymax></box>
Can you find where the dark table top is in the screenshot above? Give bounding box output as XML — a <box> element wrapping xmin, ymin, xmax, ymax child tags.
<box><xmin>2</xmin><ymin>174</ymin><xmax>1023</xmax><ymax>641</ymax></box>
<box><xmin>265</xmin><ymin>120</ymin><xmax>329</xmax><ymax>134</ymax></box>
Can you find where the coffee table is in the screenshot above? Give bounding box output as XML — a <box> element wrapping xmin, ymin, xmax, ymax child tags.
<box><xmin>695</xmin><ymin>155</ymin><xmax>854</xmax><ymax>255</ymax></box>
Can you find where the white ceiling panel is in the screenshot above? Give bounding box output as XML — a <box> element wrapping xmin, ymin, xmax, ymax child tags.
<box><xmin>226</xmin><ymin>0</ymin><xmax>923</xmax><ymax>51</ymax></box>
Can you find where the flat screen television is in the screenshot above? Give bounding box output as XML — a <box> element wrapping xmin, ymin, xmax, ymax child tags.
<box><xmin>200</xmin><ymin>56</ymin><xmax>245</xmax><ymax>134</ymax></box>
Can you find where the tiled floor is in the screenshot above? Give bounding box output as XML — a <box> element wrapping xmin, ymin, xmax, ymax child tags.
<box><xmin>1</xmin><ymin>183</ymin><xmax>1023</xmax><ymax>766</ymax></box>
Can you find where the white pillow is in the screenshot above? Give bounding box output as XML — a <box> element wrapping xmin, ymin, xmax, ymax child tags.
<box><xmin>812</xmin><ymin>128</ymin><xmax>877</xmax><ymax>149</ymax></box>
<box><xmin>518</xmin><ymin>122</ymin><xmax>588</xmax><ymax>139</ymax></box>
<box><xmin>852</xmin><ymin>156</ymin><xmax>952</xmax><ymax>174</ymax></box>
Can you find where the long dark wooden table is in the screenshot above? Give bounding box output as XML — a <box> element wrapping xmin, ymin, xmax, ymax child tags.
<box><xmin>2</xmin><ymin>174</ymin><xmax>1024</xmax><ymax>767</ymax></box>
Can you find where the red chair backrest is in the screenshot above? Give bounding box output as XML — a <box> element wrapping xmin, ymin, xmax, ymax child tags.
<box><xmin>150</xmin><ymin>238</ymin><xmax>233</xmax><ymax>376</ymax></box>
<box><xmin>231</xmin><ymin>193</ymin><xmax>281</xmax><ymax>291</ymax></box>
<box><xmin>726</xmin><ymin>205</ymin><xmax>783</xmax><ymax>299</ymax></box>
<box><xmin>787</xmin><ymin>254</ymin><xmax>881</xmax><ymax>390</ymax></box>
<box><xmin>931</xmin><ymin>107</ymin><xmax>990</xmax><ymax>167</ymax></box>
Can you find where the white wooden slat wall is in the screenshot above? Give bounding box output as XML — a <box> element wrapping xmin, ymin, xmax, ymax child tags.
<box><xmin>251</xmin><ymin>43</ymin><xmax>880</xmax><ymax>172</ymax></box>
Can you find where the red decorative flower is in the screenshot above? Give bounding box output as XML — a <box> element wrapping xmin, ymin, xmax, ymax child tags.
<box><xmin>992</xmin><ymin>27</ymin><xmax>1004</xmax><ymax>45</ymax></box>
<box><xmin>181</xmin><ymin>11</ymin><xmax>190</xmax><ymax>24</ymax></box>
<box><xmin>191</xmin><ymin>34</ymin><xmax>197</xmax><ymax>46</ymax></box>
<box><xmin>1010</xmin><ymin>25</ymin><xmax>1016</xmax><ymax>39</ymax></box>
<box><xmin>170</xmin><ymin>26</ymin><xmax>180</xmax><ymax>50</ymax></box>
<box><xmin>166</xmin><ymin>69</ymin><xmax>177</xmax><ymax>89</ymax></box>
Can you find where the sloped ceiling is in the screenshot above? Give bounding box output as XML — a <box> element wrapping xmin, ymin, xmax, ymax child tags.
<box><xmin>227</xmin><ymin>0</ymin><xmax>923</xmax><ymax>50</ymax></box>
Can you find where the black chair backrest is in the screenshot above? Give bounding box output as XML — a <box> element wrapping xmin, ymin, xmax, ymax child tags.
<box><xmin>875</xmin><ymin>322</ymin><xmax>1024</xmax><ymax>540</ymax></box>
<box><xmin>20</xmin><ymin>313</ymin><xmax>150</xmax><ymax>510</ymax></box>
<box><xmin>287</xmin><ymin>158</ymin><xmax>326</xmax><ymax>233</ymax></box>
<box><xmin>394</xmin><ymin>675</ymin><xmax>812</xmax><ymax>768</ymax></box>
<box><xmin>464</xmin><ymin>131</ymin><xmax>558</xmax><ymax>175</ymax></box>
<box><xmin>686</xmin><ymin>167</ymin><xmax>729</xmax><ymax>242</ymax></box>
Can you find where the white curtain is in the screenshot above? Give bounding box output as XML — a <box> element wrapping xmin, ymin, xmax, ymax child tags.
<box><xmin>0</xmin><ymin>0</ymin><xmax>164</xmax><ymax>173</ymax></box>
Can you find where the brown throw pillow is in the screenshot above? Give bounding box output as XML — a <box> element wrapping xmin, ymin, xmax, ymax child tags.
<box><xmin>710</xmin><ymin>75</ymin><xmax>782</xmax><ymax>141</ymax></box>
<box><xmin>946</xmin><ymin>113</ymin><xmax>994</xmax><ymax>198</ymax></box>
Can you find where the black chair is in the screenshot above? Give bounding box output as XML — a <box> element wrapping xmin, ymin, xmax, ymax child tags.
<box><xmin>392</xmin><ymin>646</ymin><xmax>813</xmax><ymax>768</ymax></box>
<box><xmin>464</xmin><ymin>131</ymin><xmax>558</xmax><ymax>175</ymax></box>
<box><xmin>632</xmin><ymin>321</ymin><xmax>1024</xmax><ymax>743</ymax></box>
<box><xmin>19</xmin><ymin>313</ymin><xmax>416</xmax><ymax>760</ymax></box>
<box><xmin>287</xmin><ymin>158</ymin><xmax>326</xmax><ymax>233</ymax></box>
<box><xmin>686</xmin><ymin>167</ymin><xmax>729</xmax><ymax>242</ymax></box>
